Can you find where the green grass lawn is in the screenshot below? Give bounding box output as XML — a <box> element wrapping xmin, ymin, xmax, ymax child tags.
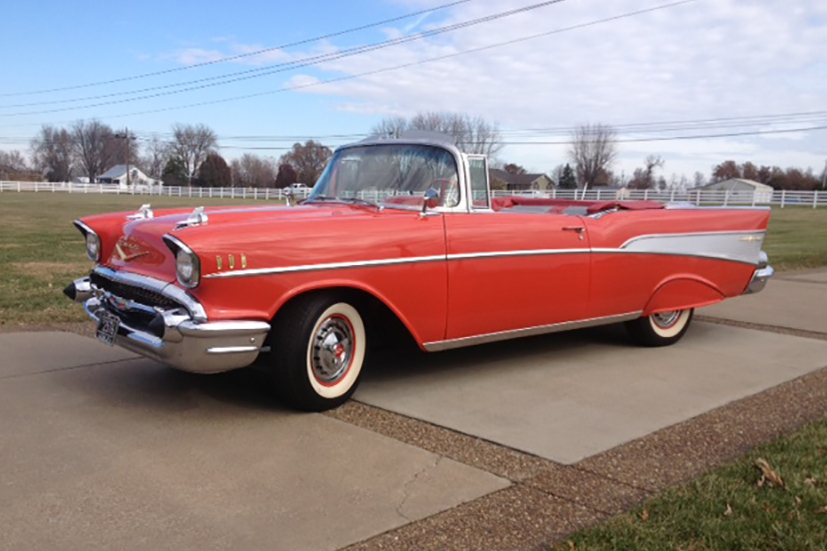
<box><xmin>0</xmin><ymin>193</ymin><xmax>826</xmax><ymax>326</ymax></box>
<box><xmin>555</xmin><ymin>417</ymin><xmax>827</xmax><ymax>551</ymax></box>
<box><xmin>763</xmin><ymin>207</ymin><xmax>827</xmax><ymax>271</ymax></box>
<box><xmin>0</xmin><ymin>192</ymin><xmax>270</xmax><ymax>326</ymax></box>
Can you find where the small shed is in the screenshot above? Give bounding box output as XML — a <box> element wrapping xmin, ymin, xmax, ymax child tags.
<box><xmin>697</xmin><ymin>178</ymin><xmax>773</xmax><ymax>203</ymax></box>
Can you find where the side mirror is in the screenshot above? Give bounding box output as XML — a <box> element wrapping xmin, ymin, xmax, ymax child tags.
<box><xmin>422</xmin><ymin>187</ymin><xmax>440</xmax><ymax>213</ymax></box>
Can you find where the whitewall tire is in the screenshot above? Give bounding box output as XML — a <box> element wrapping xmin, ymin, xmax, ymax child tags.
<box><xmin>625</xmin><ymin>308</ymin><xmax>694</xmax><ymax>347</ymax></box>
<box><xmin>269</xmin><ymin>294</ymin><xmax>367</xmax><ymax>411</ymax></box>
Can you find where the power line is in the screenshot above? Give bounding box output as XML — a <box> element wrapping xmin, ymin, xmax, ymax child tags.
<box><xmin>3</xmin><ymin>110</ymin><xmax>824</xmax><ymax>146</ymax></box>
<box><xmin>0</xmin><ymin>0</ymin><xmax>472</xmax><ymax>98</ymax></box>
<box><xmin>4</xmin><ymin>0</ymin><xmax>699</xmax><ymax>128</ymax></box>
<box><xmin>0</xmin><ymin>0</ymin><xmax>568</xmax><ymax>115</ymax></box>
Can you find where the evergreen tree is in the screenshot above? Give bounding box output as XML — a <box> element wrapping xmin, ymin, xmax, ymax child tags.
<box><xmin>559</xmin><ymin>163</ymin><xmax>577</xmax><ymax>189</ymax></box>
<box><xmin>196</xmin><ymin>153</ymin><xmax>232</xmax><ymax>187</ymax></box>
<box><xmin>161</xmin><ymin>157</ymin><xmax>188</xmax><ymax>187</ymax></box>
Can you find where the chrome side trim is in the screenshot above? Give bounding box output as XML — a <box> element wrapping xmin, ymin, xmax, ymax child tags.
<box><xmin>448</xmin><ymin>248</ymin><xmax>590</xmax><ymax>261</ymax></box>
<box><xmin>423</xmin><ymin>311</ymin><xmax>642</xmax><ymax>352</ymax></box>
<box><xmin>205</xmin><ymin>255</ymin><xmax>447</xmax><ymax>279</ymax></box>
<box><xmin>92</xmin><ymin>266</ymin><xmax>207</xmax><ymax>321</ymax></box>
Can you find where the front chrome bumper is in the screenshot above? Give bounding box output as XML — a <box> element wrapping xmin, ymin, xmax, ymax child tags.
<box><xmin>65</xmin><ymin>269</ymin><xmax>270</xmax><ymax>374</ymax></box>
<box><xmin>745</xmin><ymin>251</ymin><xmax>774</xmax><ymax>294</ymax></box>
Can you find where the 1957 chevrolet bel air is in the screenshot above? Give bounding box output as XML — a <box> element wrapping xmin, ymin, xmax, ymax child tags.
<box><xmin>65</xmin><ymin>133</ymin><xmax>773</xmax><ymax>411</ymax></box>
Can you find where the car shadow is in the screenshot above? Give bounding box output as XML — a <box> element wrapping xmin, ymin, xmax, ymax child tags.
<box><xmin>59</xmin><ymin>354</ymin><xmax>293</xmax><ymax>415</ymax></box>
<box><xmin>362</xmin><ymin>323</ymin><xmax>633</xmax><ymax>384</ymax></box>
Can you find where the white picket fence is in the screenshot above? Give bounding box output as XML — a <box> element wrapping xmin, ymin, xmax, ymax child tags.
<box><xmin>1</xmin><ymin>180</ymin><xmax>825</xmax><ymax>208</ymax></box>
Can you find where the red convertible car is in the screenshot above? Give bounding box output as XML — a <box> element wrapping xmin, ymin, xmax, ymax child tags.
<box><xmin>65</xmin><ymin>134</ymin><xmax>773</xmax><ymax>411</ymax></box>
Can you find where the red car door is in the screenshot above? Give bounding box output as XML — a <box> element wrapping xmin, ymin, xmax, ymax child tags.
<box><xmin>441</xmin><ymin>211</ymin><xmax>591</xmax><ymax>344</ymax></box>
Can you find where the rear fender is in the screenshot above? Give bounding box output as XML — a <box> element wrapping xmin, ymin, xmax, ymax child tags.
<box><xmin>643</xmin><ymin>276</ymin><xmax>725</xmax><ymax>315</ymax></box>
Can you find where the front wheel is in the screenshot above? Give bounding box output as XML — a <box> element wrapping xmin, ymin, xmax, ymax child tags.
<box><xmin>268</xmin><ymin>294</ymin><xmax>367</xmax><ymax>411</ymax></box>
<box><xmin>624</xmin><ymin>308</ymin><xmax>694</xmax><ymax>347</ymax></box>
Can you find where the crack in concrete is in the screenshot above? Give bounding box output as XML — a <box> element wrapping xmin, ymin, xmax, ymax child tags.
<box><xmin>0</xmin><ymin>357</ymin><xmax>139</xmax><ymax>381</ymax></box>
<box><xmin>395</xmin><ymin>455</ymin><xmax>443</xmax><ymax>522</ymax></box>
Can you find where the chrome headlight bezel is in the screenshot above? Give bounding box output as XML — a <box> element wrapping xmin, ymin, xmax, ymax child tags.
<box><xmin>163</xmin><ymin>235</ymin><xmax>201</xmax><ymax>289</ymax></box>
<box><xmin>175</xmin><ymin>248</ymin><xmax>201</xmax><ymax>288</ymax></box>
<box><xmin>74</xmin><ymin>220</ymin><xmax>101</xmax><ymax>262</ymax></box>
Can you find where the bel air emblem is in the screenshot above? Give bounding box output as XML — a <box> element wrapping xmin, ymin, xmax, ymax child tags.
<box><xmin>115</xmin><ymin>241</ymin><xmax>150</xmax><ymax>262</ymax></box>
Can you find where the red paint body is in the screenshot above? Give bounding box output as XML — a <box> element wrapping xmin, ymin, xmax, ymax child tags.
<box><xmin>80</xmin><ymin>199</ymin><xmax>770</xmax><ymax>350</ymax></box>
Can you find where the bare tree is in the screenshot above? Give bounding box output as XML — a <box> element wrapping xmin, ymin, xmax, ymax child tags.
<box><xmin>0</xmin><ymin>150</ymin><xmax>36</xmax><ymax>180</ymax></box>
<box><xmin>230</xmin><ymin>154</ymin><xmax>276</xmax><ymax>188</ymax></box>
<box><xmin>280</xmin><ymin>141</ymin><xmax>333</xmax><ymax>184</ymax></box>
<box><xmin>371</xmin><ymin>112</ymin><xmax>504</xmax><ymax>158</ymax></box>
<box><xmin>140</xmin><ymin>135</ymin><xmax>172</xmax><ymax>178</ymax></box>
<box><xmin>30</xmin><ymin>125</ymin><xmax>75</xmax><ymax>182</ymax></box>
<box><xmin>170</xmin><ymin>123</ymin><xmax>218</xmax><ymax>184</ymax></box>
<box><xmin>72</xmin><ymin>120</ymin><xmax>117</xmax><ymax>183</ymax></box>
<box><xmin>567</xmin><ymin>124</ymin><xmax>617</xmax><ymax>189</ymax></box>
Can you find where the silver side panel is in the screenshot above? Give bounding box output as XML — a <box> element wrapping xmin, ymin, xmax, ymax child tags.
<box><xmin>594</xmin><ymin>231</ymin><xmax>766</xmax><ymax>266</ymax></box>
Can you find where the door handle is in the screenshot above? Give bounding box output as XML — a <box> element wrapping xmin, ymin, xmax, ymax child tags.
<box><xmin>562</xmin><ymin>226</ymin><xmax>585</xmax><ymax>240</ymax></box>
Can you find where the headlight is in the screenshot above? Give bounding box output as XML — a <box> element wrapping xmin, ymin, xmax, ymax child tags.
<box><xmin>176</xmin><ymin>249</ymin><xmax>200</xmax><ymax>288</ymax></box>
<box><xmin>86</xmin><ymin>232</ymin><xmax>101</xmax><ymax>262</ymax></box>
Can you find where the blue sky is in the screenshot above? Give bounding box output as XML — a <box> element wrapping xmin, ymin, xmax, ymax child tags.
<box><xmin>2</xmin><ymin>0</ymin><xmax>826</xmax><ymax>180</ymax></box>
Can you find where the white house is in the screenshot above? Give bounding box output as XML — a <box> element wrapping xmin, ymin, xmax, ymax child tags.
<box><xmin>97</xmin><ymin>165</ymin><xmax>161</xmax><ymax>189</ymax></box>
<box><xmin>695</xmin><ymin>178</ymin><xmax>774</xmax><ymax>204</ymax></box>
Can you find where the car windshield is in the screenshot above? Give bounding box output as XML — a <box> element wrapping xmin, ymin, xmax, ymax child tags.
<box><xmin>308</xmin><ymin>144</ymin><xmax>460</xmax><ymax>208</ymax></box>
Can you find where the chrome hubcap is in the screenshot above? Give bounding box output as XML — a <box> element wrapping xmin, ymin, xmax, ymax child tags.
<box><xmin>652</xmin><ymin>311</ymin><xmax>681</xmax><ymax>328</ymax></box>
<box><xmin>311</xmin><ymin>315</ymin><xmax>354</xmax><ymax>385</ymax></box>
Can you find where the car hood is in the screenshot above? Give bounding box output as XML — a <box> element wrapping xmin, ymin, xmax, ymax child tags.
<box><xmin>102</xmin><ymin>204</ymin><xmax>397</xmax><ymax>281</ymax></box>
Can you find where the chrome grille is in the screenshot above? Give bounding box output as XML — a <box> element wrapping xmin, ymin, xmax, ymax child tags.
<box><xmin>90</xmin><ymin>272</ymin><xmax>179</xmax><ymax>310</ymax></box>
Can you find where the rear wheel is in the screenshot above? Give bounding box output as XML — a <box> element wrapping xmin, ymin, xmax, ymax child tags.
<box><xmin>624</xmin><ymin>308</ymin><xmax>694</xmax><ymax>347</ymax></box>
<box><xmin>268</xmin><ymin>294</ymin><xmax>366</xmax><ymax>411</ymax></box>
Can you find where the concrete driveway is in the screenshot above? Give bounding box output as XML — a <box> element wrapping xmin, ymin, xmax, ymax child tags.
<box><xmin>2</xmin><ymin>269</ymin><xmax>825</xmax><ymax>550</ymax></box>
<box><xmin>0</xmin><ymin>334</ymin><xmax>507</xmax><ymax>551</ymax></box>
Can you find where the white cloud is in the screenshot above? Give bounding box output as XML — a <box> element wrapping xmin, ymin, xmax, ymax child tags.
<box><xmin>166</xmin><ymin>0</ymin><xmax>827</xmax><ymax>176</ymax></box>
<box><xmin>285</xmin><ymin>0</ymin><xmax>827</xmax><ymax>173</ymax></box>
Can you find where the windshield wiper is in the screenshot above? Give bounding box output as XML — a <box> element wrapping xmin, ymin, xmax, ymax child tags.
<box><xmin>305</xmin><ymin>195</ymin><xmax>381</xmax><ymax>209</ymax></box>
<box><xmin>337</xmin><ymin>197</ymin><xmax>381</xmax><ymax>209</ymax></box>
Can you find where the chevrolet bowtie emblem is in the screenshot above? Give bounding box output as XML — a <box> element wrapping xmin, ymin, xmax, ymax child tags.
<box><xmin>115</xmin><ymin>242</ymin><xmax>149</xmax><ymax>262</ymax></box>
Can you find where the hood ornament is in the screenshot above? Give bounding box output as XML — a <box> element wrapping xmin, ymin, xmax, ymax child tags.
<box><xmin>126</xmin><ymin>204</ymin><xmax>154</xmax><ymax>220</ymax></box>
<box><xmin>176</xmin><ymin>206</ymin><xmax>209</xmax><ymax>230</ymax></box>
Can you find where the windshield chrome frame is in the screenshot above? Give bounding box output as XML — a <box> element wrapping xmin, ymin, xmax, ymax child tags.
<box><xmin>312</xmin><ymin>137</ymin><xmax>471</xmax><ymax>214</ymax></box>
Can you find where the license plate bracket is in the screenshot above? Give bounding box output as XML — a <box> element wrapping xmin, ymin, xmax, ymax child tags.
<box><xmin>96</xmin><ymin>311</ymin><xmax>120</xmax><ymax>346</ymax></box>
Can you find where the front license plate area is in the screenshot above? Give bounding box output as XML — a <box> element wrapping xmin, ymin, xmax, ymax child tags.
<box><xmin>96</xmin><ymin>311</ymin><xmax>120</xmax><ymax>346</ymax></box>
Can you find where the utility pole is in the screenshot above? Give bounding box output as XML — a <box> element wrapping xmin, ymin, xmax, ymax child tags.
<box><xmin>115</xmin><ymin>128</ymin><xmax>135</xmax><ymax>187</ymax></box>
<box><xmin>822</xmin><ymin>159</ymin><xmax>827</xmax><ymax>190</ymax></box>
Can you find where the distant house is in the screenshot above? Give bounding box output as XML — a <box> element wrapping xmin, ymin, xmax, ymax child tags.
<box><xmin>489</xmin><ymin>168</ymin><xmax>554</xmax><ymax>191</ymax></box>
<box><xmin>695</xmin><ymin>178</ymin><xmax>773</xmax><ymax>203</ymax></box>
<box><xmin>97</xmin><ymin>165</ymin><xmax>160</xmax><ymax>188</ymax></box>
